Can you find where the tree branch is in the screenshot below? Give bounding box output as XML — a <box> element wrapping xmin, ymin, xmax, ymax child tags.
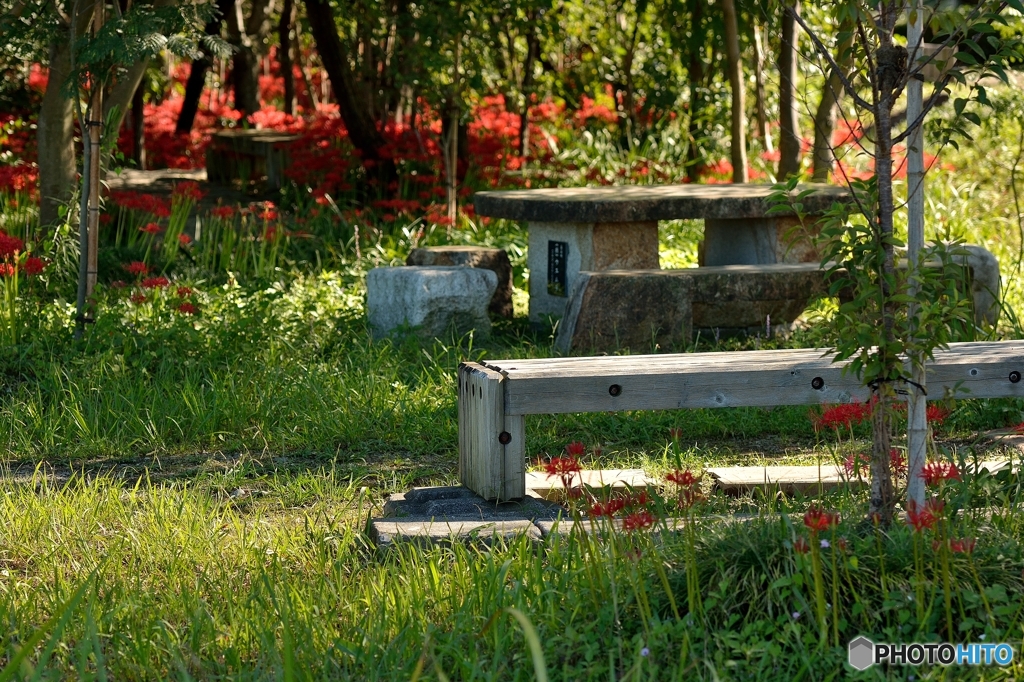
<box><xmin>788</xmin><ymin>6</ymin><xmax>872</xmax><ymax>110</ymax></box>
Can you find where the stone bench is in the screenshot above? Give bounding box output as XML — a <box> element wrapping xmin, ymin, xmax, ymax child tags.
<box><xmin>206</xmin><ymin>129</ymin><xmax>299</xmax><ymax>190</ymax></box>
<box><xmin>554</xmin><ymin>263</ymin><xmax>828</xmax><ymax>353</ymax></box>
<box><xmin>474</xmin><ymin>183</ymin><xmax>851</xmax><ymax>324</ymax></box>
<box><xmin>458</xmin><ymin>341</ymin><xmax>1024</xmax><ymax>500</ymax></box>
<box><xmin>406</xmin><ymin>246</ymin><xmax>514</xmax><ymax>319</ymax></box>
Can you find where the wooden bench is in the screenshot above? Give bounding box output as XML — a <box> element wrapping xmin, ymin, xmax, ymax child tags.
<box><xmin>458</xmin><ymin>341</ymin><xmax>1024</xmax><ymax>501</ymax></box>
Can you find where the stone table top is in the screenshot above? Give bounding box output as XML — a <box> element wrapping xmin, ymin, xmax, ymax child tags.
<box><xmin>474</xmin><ymin>183</ymin><xmax>851</xmax><ymax>223</ymax></box>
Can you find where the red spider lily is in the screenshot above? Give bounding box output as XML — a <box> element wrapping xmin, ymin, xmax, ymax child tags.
<box><xmin>813</xmin><ymin>401</ymin><xmax>871</xmax><ymax>431</ymax></box>
<box><xmin>139</xmin><ymin>223</ymin><xmax>161</xmax><ymax>235</ymax></box>
<box><xmin>921</xmin><ymin>461</ymin><xmax>961</xmax><ymax>486</ymax></box>
<box><xmin>565</xmin><ymin>441</ymin><xmax>586</xmax><ymax>457</ymax></box>
<box><xmin>589</xmin><ymin>497</ymin><xmax>626</xmax><ymax>518</ymax></box>
<box><xmin>668</xmin><ymin>427</ymin><xmax>683</xmax><ymax>440</ymax></box>
<box><xmin>927</xmin><ymin>405</ymin><xmax>951</xmax><ymax>424</ymax></box>
<box><xmin>179</xmin><ymin>233</ymin><xmax>192</xmax><ymax>246</ymax></box>
<box><xmin>123</xmin><ymin>261</ymin><xmax>149</xmax><ymax>276</ymax></box>
<box><xmin>890</xmin><ymin>449</ymin><xmax>907</xmax><ymax>477</ymax></box>
<box><xmin>172</xmin><ymin>181</ymin><xmax>205</xmax><ymax>202</ymax></box>
<box><xmin>130</xmin><ymin>293</ymin><xmax>147</xmax><ymax>304</ymax></box>
<box><xmin>210</xmin><ymin>206</ymin><xmax>236</xmax><ymax>220</ymax></box>
<box><xmin>20</xmin><ymin>256</ymin><xmax>45</xmax><ymax>276</ymax></box>
<box><xmin>836</xmin><ymin>537</ymin><xmax>849</xmax><ymax>553</ymax></box>
<box><xmin>793</xmin><ymin>536</ymin><xmax>811</xmax><ymax>554</ymax></box>
<box><xmin>0</xmin><ymin>263</ymin><xmax>14</xmax><ymax>277</ymax></box>
<box><xmin>950</xmin><ymin>538</ymin><xmax>977</xmax><ymax>554</ymax></box>
<box><xmin>843</xmin><ymin>452</ymin><xmax>871</xmax><ymax>476</ymax></box>
<box><xmin>925</xmin><ymin>497</ymin><xmax>945</xmax><ymax>516</ymax></box>
<box><xmin>175</xmin><ymin>301</ymin><xmax>197</xmax><ymax>315</ymax></box>
<box><xmin>803</xmin><ymin>505</ymin><xmax>839</xmax><ymax>533</ymax></box>
<box><xmin>665</xmin><ymin>469</ymin><xmax>698</xmax><ymax>486</ymax></box>
<box><xmin>0</xmin><ymin>231</ymin><xmax>24</xmax><ymax>260</ymax></box>
<box><xmin>176</xmin><ymin>286</ymin><xmax>193</xmax><ymax>298</ymax></box>
<box><xmin>906</xmin><ymin>499</ymin><xmax>938</xmax><ymax>532</ymax></box>
<box><xmin>141</xmin><ymin>276</ymin><xmax>170</xmax><ymax>289</ymax></box>
<box><xmin>623</xmin><ymin>510</ymin><xmax>657</xmax><ymax>531</ymax></box>
<box><xmin>544</xmin><ymin>455</ymin><xmax>582</xmax><ymax>491</ymax></box>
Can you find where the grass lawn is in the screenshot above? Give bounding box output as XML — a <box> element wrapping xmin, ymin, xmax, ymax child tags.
<box><xmin>5</xmin><ymin>90</ymin><xmax>1024</xmax><ymax>680</ymax></box>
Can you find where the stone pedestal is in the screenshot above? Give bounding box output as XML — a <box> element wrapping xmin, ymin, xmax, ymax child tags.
<box><xmin>366</xmin><ymin>266</ymin><xmax>497</xmax><ymax>341</ymax></box>
<box><xmin>207</xmin><ymin>130</ymin><xmax>298</xmax><ymax>190</ymax></box>
<box><xmin>406</xmin><ymin>246</ymin><xmax>514</xmax><ymax>319</ymax></box>
<box><xmin>527</xmin><ymin>221</ymin><xmax>659</xmax><ymax>324</ymax></box>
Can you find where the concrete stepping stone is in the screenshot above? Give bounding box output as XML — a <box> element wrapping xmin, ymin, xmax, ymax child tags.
<box><xmin>524</xmin><ymin>468</ymin><xmax>656</xmax><ymax>501</ymax></box>
<box><xmin>706</xmin><ymin>464</ymin><xmax>854</xmax><ymax>495</ymax></box>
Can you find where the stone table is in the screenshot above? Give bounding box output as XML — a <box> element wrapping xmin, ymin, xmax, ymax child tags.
<box><xmin>474</xmin><ymin>184</ymin><xmax>850</xmax><ymax>323</ymax></box>
<box><xmin>207</xmin><ymin>129</ymin><xmax>299</xmax><ymax>190</ymax></box>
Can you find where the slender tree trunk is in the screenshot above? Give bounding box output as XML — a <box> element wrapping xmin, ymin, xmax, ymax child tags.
<box><xmin>722</xmin><ymin>0</ymin><xmax>747</xmax><ymax>183</ymax></box>
<box><xmin>753</xmin><ymin>23</ymin><xmax>771</xmax><ymax>152</ymax></box>
<box><xmin>278</xmin><ymin>0</ymin><xmax>296</xmax><ymax>115</ymax></box>
<box><xmin>868</xmin><ymin>40</ymin><xmax>907</xmax><ymax>526</ymax></box>
<box><xmin>685</xmin><ymin>0</ymin><xmax>706</xmax><ymax>182</ymax></box>
<box><xmin>303</xmin><ymin>0</ymin><xmax>396</xmax><ymax>188</ymax></box>
<box><xmin>811</xmin><ymin>25</ymin><xmax>853</xmax><ymax>181</ymax></box>
<box><xmin>86</xmin><ymin>2</ymin><xmax>104</xmax><ymax>296</ymax></box>
<box><xmin>131</xmin><ymin>81</ymin><xmax>146</xmax><ymax>169</ymax></box>
<box><xmin>177</xmin><ymin>57</ymin><xmax>212</xmax><ymax>133</ymax></box>
<box><xmin>518</xmin><ymin>17</ymin><xmax>540</xmax><ymax>158</ymax></box>
<box><xmin>227</xmin><ymin>0</ymin><xmax>260</xmax><ymax>117</ymax></box>
<box><xmin>778</xmin><ymin>0</ymin><xmax>802</xmax><ymax>178</ymax></box>
<box><xmin>38</xmin><ymin>40</ymin><xmax>78</xmax><ymax>226</ymax></box>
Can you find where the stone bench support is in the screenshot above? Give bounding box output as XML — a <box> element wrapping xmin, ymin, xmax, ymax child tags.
<box><xmin>458</xmin><ymin>341</ymin><xmax>1024</xmax><ymax>500</ymax></box>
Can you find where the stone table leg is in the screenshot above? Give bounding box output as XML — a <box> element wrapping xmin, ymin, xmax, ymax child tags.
<box><xmin>527</xmin><ymin>221</ymin><xmax>659</xmax><ymax>325</ymax></box>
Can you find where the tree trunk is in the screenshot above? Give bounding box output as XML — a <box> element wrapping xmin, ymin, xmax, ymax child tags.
<box><xmin>303</xmin><ymin>0</ymin><xmax>396</xmax><ymax>187</ymax></box>
<box><xmin>177</xmin><ymin>57</ymin><xmax>212</xmax><ymax>133</ymax></box>
<box><xmin>722</xmin><ymin>0</ymin><xmax>747</xmax><ymax>183</ymax></box>
<box><xmin>753</xmin><ymin>23</ymin><xmax>771</xmax><ymax>152</ymax></box>
<box><xmin>278</xmin><ymin>0</ymin><xmax>296</xmax><ymax>115</ymax></box>
<box><xmin>868</xmin><ymin>41</ymin><xmax>907</xmax><ymax>526</ymax></box>
<box><xmin>38</xmin><ymin>40</ymin><xmax>78</xmax><ymax>226</ymax></box>
<box><xmin>811</xmin><ymin>25</ymin><xmax>853</xmax><ymax>181</ymax></box>
<box><xmin>131</xmin><ymin>80</ymin><xmax>146</xmax><ymax>169</ymax></box>
<box><xmin>778</xmin><ymin>0</ymin><xmax>801</xmax><ymax>179</ymax></box>
<box><xmin>518</xmin><ymin>17</ymin><xmax>540</xmax><ymax>158</ymax></box>
<box><xmin>685</xmin><ymin>0</ymin><xmax>706</xmax><ymax>182</ymax></box>
<box><xmin>226</xmin><ymin>0</ymin><xmax>260</xmax><ymax>117</ymax></box>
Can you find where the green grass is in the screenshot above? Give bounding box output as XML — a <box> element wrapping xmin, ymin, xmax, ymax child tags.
<box><xmin>7</xmin><ymin>84</ymin><xmax>1024</xmax><ymax>679</ymax></box>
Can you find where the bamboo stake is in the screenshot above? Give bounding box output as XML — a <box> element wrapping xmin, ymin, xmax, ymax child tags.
<box><xmin>906</xmin><ymin>0</ymin><xmax>927</xmax><ymax>507</ymax></box>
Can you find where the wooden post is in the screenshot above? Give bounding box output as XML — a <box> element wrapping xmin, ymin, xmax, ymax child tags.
<box><xmin>458</xmin><ymin>362</ymin><xmax>526</xmax><ymax>501</ymax></box>
<box><xmin>906</xmin><ymin>0</ymin><xmax>927</xmax><ymax>507</ymax></box>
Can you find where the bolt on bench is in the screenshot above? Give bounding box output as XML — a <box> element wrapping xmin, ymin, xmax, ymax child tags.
<box><xmin>458</xmin><ymin>341</ymin><xmax>1024</xmax><ymax>501</ymax></box>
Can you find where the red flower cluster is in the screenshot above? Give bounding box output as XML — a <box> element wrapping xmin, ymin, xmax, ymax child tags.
<box><xmin>130</xmin><ymin>293</ymin><xmax>147</xmax><ymax>304</ymax></box>
<box><xmin>793</xmin><ymin>536</ymin><xmax>811</xmax><ymax>554</ymax></box>
<box><xmin>176</xmin><ymin>286</ymin><xmax>193</xmax><ymax>298</ymax></box>
<box><xmin>123</xmin><ymin>261</ymin><xmax>149</xmax><ymax>276</ymax></box>
<box><xmin>921</xmin><ymin>461</ymin><xmax>961</xmax><ymax>486</ymax></box>
<box><xmin>949</xmin><ymin>537</ymin><xmax>977</xmax><ymax>554</ymax></box>
<box><xmin>544</xmin><ymin>453</ymin><xmax>582</xmax><ymax>492</ymax></box>
<box><xmin>21</xmin><ymin>256</ymin><xmax>45</xmax><ymax>276</ymax></box>
<box><xmin>803</xmin><ymin>505</ymin><xmax>839</xmax><ymax>533</ymax></box>
<box><xmin>109</xmin><ymin>191</ymin><xmax>172</xmax><ymax>218</ymax></box>
<box><xmin>175</xmin><ymin>301</ymin><xmax>197</xmax><ymax>315</ymax></box>
<box><xmin>623</xmin><ymin>510</ymin><xmax>656</xmax><ymax>531</ymax></box>
<box><xmin>209</xmin><ymin>205</ymin><xmax>237</xmax><ymax>220</ymax></box>
<box><xmin>926</xmin><ymin>405</ymin><xmax>951</xmax><ymax>425</ymax></box>
<box><xmin>141</xmin><ymin>276</ymin><xmax>170</xmax><ymax>289</ymax></box>
<box><xmin>906</xmin><ymin>498</ymin><xmax>945</xmax><ymax>532</ymax></box>
<box><xmin>140</xmin><ymin>223</ymin><xmax>161</xmax><ymax>235</ymax></box>
<box><xmin>0</xmin><ymin>230</ymin><xmax>24</xmax><ymax>260</ymax></box>
<box><xmin>813</xmin><ymin>401</ymin><xmax>872</xmax><ymax>431</ymax></box>
<box><xmin>172</xmin><ymin>181</ymin><xmax>205</xmax><ymax>202</ymax></box>
<box><xmin>564</xmin><ymin>441</ymin><xmax>586</xmax><ymax>457</ymax></box>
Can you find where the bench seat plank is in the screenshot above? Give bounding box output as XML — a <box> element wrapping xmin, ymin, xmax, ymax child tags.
<box><xmin>483</xmin><ymin>341</ymin><xmax>1024</xmax><ymax>415</ymax></box>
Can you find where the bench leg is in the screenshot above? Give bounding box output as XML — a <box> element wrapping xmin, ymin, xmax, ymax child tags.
<box><xmin>458</xmin><ymin>363</ymin><xmax>526</xmax><ymax>501</ymax></box>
